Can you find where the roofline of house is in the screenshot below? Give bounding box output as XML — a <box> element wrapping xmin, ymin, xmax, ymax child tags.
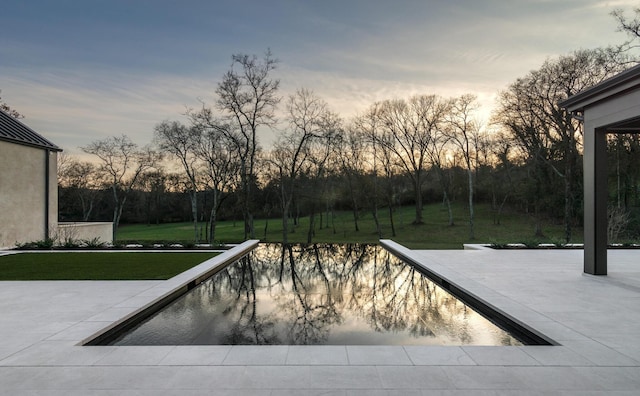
<box><xmin>559</xmin><ymin>63</ymin><xmax>640</xmax><ymax>113</ymax></box>
<box><xmin>0</xmin><ymin>110</ymin><xmax>63</xmax><ymax>152</ymax></box>
<box><xmin>0</xmin><ymin>136</ymin><xmax>63</xmax><ymax>152</ymax></box>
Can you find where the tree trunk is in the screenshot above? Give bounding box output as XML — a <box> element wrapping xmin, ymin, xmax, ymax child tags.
<box><xmin>81</xmin><ymin>195</ymin><xmax>93</xmax><ymax>222</ymax></box>
<box><xmin>113</xmin><ymin>197</ymin><xmax>126</xmax><ymax>243</ymax></box>
<box><xmin>372</xmin><ymin>208</ymin><xmax>381</xmax><ymax>238</ymax></box>
<box><xmin>208</xmin><ymin>188</ymin><xmax>219</xmax><ymax>244</ymax></box>
<box><xmin>495</xmin><ymin>193</ymin><xmax>509</xmax><ymax>226</ymax></box>
<box><xmin>436</xmin><ymin>166</ymin><xmax>453</xmax><ymax>226</ymax></box>
<box><xmin>332</xmin><ymin>207</ymin><xmax>336</xmax><ymax>234</ymax></box>
<box><xmin>351</xmin><ymin>200</ymin><xmax>360</xmax><ymax>232</ymax></box>
<box><xmin>240</xmin><ymin>158</ymin><xmax>255</xmax><ymax>240</ymax></box>
<box><xmin>534</xmin><ymin>200</ymin><xmax>544</xmax><ymax>238</ymax></box>
<box><xmin>325</xmin><ymin>199</ymin><xmax>330</xmax><ymax>228</ymax></box>
<box><xmin>190</xmin><ymin>191</ymin><xmax>198</xmax><ymax>243</ymax></box>
<box><xmin>413</xmin><ymin>176</ymin><xmax>423</xmax><ymax>224</ymax></box>
<box><xmin>443</xmin><ymin>191</ymin><xmax>454</xmax><ymax>226</ymax></box>
<box><xmin>307</xmin><ymin>203</ymin><xmax>316</xmax><ymax>243</ymax></box>
<box><xmin>282</xmin><ymin>200</ymin><xmax>290</xmax><ymax>245</ymax></box>
<box><xmin>346</xmin><ymin>173</ymin><xmax>360</xmax><ymax>232</ymax></box>
<box><xmin>467</xmin><ymin>168</ymin><xmax>475</xmax><ymax>240</ymax></box>
<box><xmin>388</xmin><ymin>205</ymin><xmax>396</xmax><ymax>237</ymax></box>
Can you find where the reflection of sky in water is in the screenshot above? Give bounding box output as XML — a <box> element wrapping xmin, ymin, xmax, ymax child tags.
<box><xmin>112</xmin><ymin>244</ymin><xmax>521</xmax><ymax>346</ymax></box>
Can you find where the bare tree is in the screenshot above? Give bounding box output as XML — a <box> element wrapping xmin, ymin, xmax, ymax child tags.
<box><xmin>359</xmin><ymin>103</ymin><xmax>404</xmax><ymax>237</ymax></box>
<box><xmin>612</xmin><ymin>7</ymin><xmax>640</xmax><ymax>58</ymax></box>
<box><xmin>426</xmin><ymin>125</ymin><xmax>455</xmax><ymax>227</ymax></box>
<box><xmin>338</xmin><ymin>127</ymin><xmax>367</xmax><ymax>233</ymax></box>
<box><xmin>444</xmin><ymin>94</ymin><xmax>482</xmax><ymax>239</ymax></box>
<box><xmin>269</xmin><ymin>89</ymin><xmax>330</xmax><ymax>244</ymax></box>
<box><xmin>484</xmin><ymin>129</ymin><xmax>517</xmax><ymax>225</ymax></box>
<box><xmin>377</xmin><ymin>127</ymin><xmax>402</xmax><ymax>237</ymax></box>
<box><xmin>193</xmin><ymin>126</ymin><xmax>240</xmax><ymax>244</ymax></box>
<box><xmin>81</xmin><ymin>135</ymin><xmax>160</xmax><ymax>241</ymax></box>
<box><xmin>376</xmin><ymin>95</ymin><xmax>449</xmax><ymax>225</ymax></box>
<box><xmin>154</xmin><ymin>120</ymin><xmax>201</xmax><ymax>242</ymax></box>
<box><xmin>214</xmin><ymin>50</ymin><xmax>281</xmax><ymax>239</ymax></box>
<box><xmin>493</xmin><ymin>48</ymin><xmax>629</xmax><ymax>242</ymax></box>
<box><xmin>137</xmin><ymin>169</ymin><xmax>168</xmax><ymax>225</ymax></box>
<box><xmin>354</xmin><ymin>104</ymin><xmax>383</xmax><ymax>237</ymax></box>
<box><xmin>58</xmin><ymin>154</ymin><xmax>100</xmax><ymax>221</ymax></box>
<box><xmin>304</xmin><ymin>110</ymin><xmax>342</xmax><ymax>243</ymax></box>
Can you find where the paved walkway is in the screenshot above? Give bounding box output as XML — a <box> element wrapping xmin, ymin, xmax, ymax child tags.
<box><xmin>1</xmin><ymin>244</ymin><xmax>639</xmax><ymax>394</ymax></box>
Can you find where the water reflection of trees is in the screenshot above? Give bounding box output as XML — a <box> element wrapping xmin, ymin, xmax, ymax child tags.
<box><xmin>119</xmin><ymin>244</ymin><xmax>520</xmax><ymax>345</ymax></box>
<box><xmin>194</xmin><ymin>244</ymin><xmax>520</xmax><ymax>345</ymax></box>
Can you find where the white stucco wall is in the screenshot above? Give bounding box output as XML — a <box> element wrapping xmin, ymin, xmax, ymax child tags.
<box><xmin>0</xmin><ymin>140</ymin><xmax>58</xmax><ymax>248</ymax></box>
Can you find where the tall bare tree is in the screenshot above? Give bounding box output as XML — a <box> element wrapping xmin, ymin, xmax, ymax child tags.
<box><xmin>612</xmin><ymin>6</ymin><xmax>640</xmax><ymax>57</ymax></box>
<box><xmin>484</xmin><ymin>129</ymin><xmax>518</xmax><ymax>226</ymax></box>
<box><xmin>426</xmin><ymin>124</ymin><xmax>455</xmax><ymax>227</ymax></box>
<box><xmin>214</xmin><ymin>50</ymin><xmax>281</xmax><ymax>239</ymax></box>
<box><xmin>193</xmin><ymin>126</ymin><xmax>240</xmax><ymax>243</ymax></box>
<box><xmin>154</xmin><ymin>120</ymin><xmax>201</xmax><ymax>242</ymax></box>
<box><xmin>81</xmin><ymin>135</ymin><xmax>160</xmax><ymax>241</ymax></box>
<box><xmin>269</xmin><ymin>89</ymin><xmax>330</xmax><ymax>244</ymax></box>
<box><xmin>444</xmin><ymin>94</ymin><xmax>482</xmax><ymax>239</ymax></box>
<box><xmin>137</xmin><ymin>169</ymin><xmax>168</xmax><ymax>226</ymax></box>
<box><xmin>266</xmin><ymin>89</ymin><xmax>342</xmax><ymax>243</ymax></box>
<box><xmin>354</xmin><ymin>104</ymin><xmax>383</xmax><ymax>237</ymax></box>
<box><xmin>58</xmin><ymin>155</ymin><xmax>99</xmax><ymax>221</ymax></box>
<box><xmin>304</xmin><ymin>110</ymin><xmax>342</xmax><ymax>243</ymax></box>
<box><xmin>376</xmin><ymin>95</ymin><xmax>449</xmax><ymax>225</ymax></box>
<box><xmin>338</xmin><ymin>127</ymin><xmax>367</xmax><ymax>233</ymax></box>
<box><xmin>493</xmin><ymin>48</ymin><xmax>629</xmax><ymax>241</ymax></box>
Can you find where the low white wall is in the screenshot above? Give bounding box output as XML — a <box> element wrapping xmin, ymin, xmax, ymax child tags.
<box><xmin>463</xmin><ymin>244</ymin><xmax>492</xmax><ymax>250</ymax></box>
<box><xmin>57</xmin><ymin>222</ymin><xmax>113</xmax><ymax>245</ymax></box>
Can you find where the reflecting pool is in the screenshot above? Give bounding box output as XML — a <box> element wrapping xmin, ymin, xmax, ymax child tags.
<box><xmin>111</xmin><ymin>244</ymin><xmax>521</xmax><ymax>346</ymax></box>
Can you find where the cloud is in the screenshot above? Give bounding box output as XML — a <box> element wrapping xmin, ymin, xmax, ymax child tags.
<box><xmin>2</xmin><ymin>0</ymin><xmax>634</xmax><ymax>157</ymax></box>
<box><xmin>2</xmin><ymin>68</ymin><xmax>217</xmax><ymax>154</ymax></box>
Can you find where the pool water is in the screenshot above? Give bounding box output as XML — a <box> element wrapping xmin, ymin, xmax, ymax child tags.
<box><xmin>110</xmin><ymin>244</ymin><xmax>522</xmax><ymax>346</ymax></box>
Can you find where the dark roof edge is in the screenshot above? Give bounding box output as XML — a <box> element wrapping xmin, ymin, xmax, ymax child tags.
<box><xmin>559</xmin><ymin>63</ymin><xmax>640</xmax><ymax>112</ymax></box>
<box><xmin>0</xmin><ymin>110</ymin><xmax>63</xmax><ymax>152</ymax></box>
<box><xmin>0</xmin><ymin>135</ymin><xmax>63</xmax><ymax>152</ymax></box>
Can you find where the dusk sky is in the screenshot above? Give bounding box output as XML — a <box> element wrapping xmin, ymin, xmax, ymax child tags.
<box><xmin>1</xmin><ymin>0</ymin><xmax>637</xmax><ymax>156</ymax></box>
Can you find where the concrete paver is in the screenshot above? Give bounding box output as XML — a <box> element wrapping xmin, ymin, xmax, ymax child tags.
<box><xmin>0</xmin><ymin>244</ymin><xmax>638</xmax><ymax>393</ymax></box>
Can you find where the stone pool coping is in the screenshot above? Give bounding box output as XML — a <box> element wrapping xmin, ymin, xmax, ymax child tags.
<box><xmin>1</xmin><ymin>243</ymin><xmax>639</xmax><ymax>393</ymax></box>
<box><xmin>381</xmin><ymin>239</ymin><xmax>557</xmax><ymax>345</ymax></box>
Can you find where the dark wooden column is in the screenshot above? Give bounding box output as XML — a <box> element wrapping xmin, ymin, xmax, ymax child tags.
<box><xmin>583</xmin><ymin>124</ymin><xmax>608</xmax><ymax>275</ymax></box>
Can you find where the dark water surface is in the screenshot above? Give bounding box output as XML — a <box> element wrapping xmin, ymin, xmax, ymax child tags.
<box><xmin>111</xmin><ymin>244</ymin><xmax>521</xmax><ymax>346</ymax></box>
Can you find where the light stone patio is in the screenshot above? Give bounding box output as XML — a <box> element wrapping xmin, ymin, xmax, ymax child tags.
<box><xmin>1</xmin><ymin>242</ymin><xmax>639</xmax><ymax>395</ymax></box>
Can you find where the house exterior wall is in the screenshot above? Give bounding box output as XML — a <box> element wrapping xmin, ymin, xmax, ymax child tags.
<box><xmin>0</xmin><ymin>140</ymin><xmax>58</xmax><ymax>248</ymax></box>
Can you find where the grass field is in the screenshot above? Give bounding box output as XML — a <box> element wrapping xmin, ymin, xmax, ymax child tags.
<box><xmin>0</xmin><ymin>252</ymin><xmax>218</xmax><ymax>280</ymax></box>
<box><xmin>118</xmin><ymin>203</ymin><xmax>582</xmax><ymax>249</ymax></box>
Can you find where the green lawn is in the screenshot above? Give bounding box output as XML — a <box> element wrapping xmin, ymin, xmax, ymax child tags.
<box><xmin>0</xmin><ymin>252</ymin><xmax>218</xmax><ymax>280</ymax></box>
<box><xmin>118</xmin><ymin>203</ymin><xmax>583</xmax><ymax>249</ymax></box>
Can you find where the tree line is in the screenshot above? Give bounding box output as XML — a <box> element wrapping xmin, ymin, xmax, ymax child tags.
<box><xmin>56</xmin><ymin>8</ymin><xmax>640</xmax><ymax>244</ymax></box>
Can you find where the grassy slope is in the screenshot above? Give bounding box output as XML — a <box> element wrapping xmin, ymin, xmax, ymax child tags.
<box><xmin>118</xmin><ymin>203</ymin><xmax>582</xmax><ymax>249</ymax></box>
<box><xmin>0</xmin><ymin>252</ymin><xmax>218</xmax><ymax>280</ymax></box>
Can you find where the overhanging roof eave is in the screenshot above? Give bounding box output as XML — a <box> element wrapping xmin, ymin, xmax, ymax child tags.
<box><xmin>559</xmin><ymin>63</ymin><xmax>640</xmax><ymax>112</ymax></box>
<box><xmin>0</xmin><ymin>136</ymin><xmax>63</xmax><ymax>152</ymax></box>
